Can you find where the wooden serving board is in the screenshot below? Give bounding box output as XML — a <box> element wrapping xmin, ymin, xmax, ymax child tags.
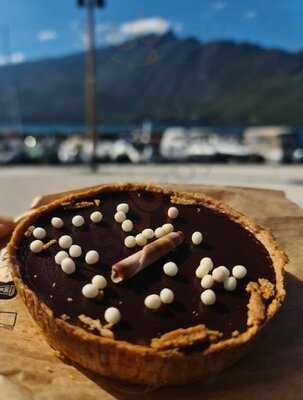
<box><xmin>0</xmin><ymin>184</ymin><xmax>302</xmax><ymax>400</ymax></box>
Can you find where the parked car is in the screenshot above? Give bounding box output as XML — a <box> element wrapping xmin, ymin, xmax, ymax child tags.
<box><xmin>58</xmin><ymin>136</ymin><xmax>152</xmax><ymax>164</ymax></box>
<box><xmin>23</xmin><ymin>136</ymin><xmax>59</xmax><ymax>164</ymax></box>
<box><xmin>292</xmin><ymin>148</ymin><xmax>303</xmax><ymax>163</ymax></box>
<box><xmin>160</xmin><ymin>127</ymin><xmax>261</xmax><ymax>163</ymax></box>
<box><xmin>243</xmin><ymin>126</ymin><xmax>298</xmax><ymax>163</ymax></box>
<box><xmin>58</xmin><ymin>137</ymin><xmax>113</xmax><ymax>164</ymax></box>
<box><xmin>0</xmin><ymin>138</ymin><xmax>26</xmax><ymax>164</ymax></box>
<box><xmin>58</xmin><ymin>137</ymin><xmax>84</xmax><ymax>164</ymax></box>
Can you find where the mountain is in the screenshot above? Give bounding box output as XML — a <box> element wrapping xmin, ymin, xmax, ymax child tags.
<box><xmin>0</xmin><ymin>31</ymin><xmax>303</xmax><ymax>125</ymax></box>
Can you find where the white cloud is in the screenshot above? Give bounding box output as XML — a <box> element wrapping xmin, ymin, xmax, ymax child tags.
<box><xmin>212</xmin><ymin>1</ymin><xmax>227</xmax><ymax>11</ymax></box>
<box><xmin>37</xmin><ymin>30</ymin><xmax>58</xmax><ymax>42</ymax></box>
<box><xmin>99</xmin><ymin>17</ymin><xmax>182</xmax><ymax>45</ymax></box>
<box><xmin>244</xmin><ymin>10</ymin><xmax>257</xmax><ymax>20</ymax></box>
<box><xmin>0</xmin><ymin>52</ymin><xmax>25</xmax><ymax>66</ymax></box>
<box><xmin>76</xmin><ymin>17</ymin><xmax>182</xmax><ymax>47</ymax></box>
<box><xmin>120</xmin><ymin>17</ymin><xmax>170</xmax><ymax>36</ymax></box>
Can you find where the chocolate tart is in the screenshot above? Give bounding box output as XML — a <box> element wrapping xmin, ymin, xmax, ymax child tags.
<box><xmin>7</xmin><ymin>183</ymin><xmax>287</xmax><ymax>386</ymax></box>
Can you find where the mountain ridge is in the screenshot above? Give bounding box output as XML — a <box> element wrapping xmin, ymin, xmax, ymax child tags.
<box><xmin>0</xmin><ymin>32</ymin><xmax>302</xmax><ymax>125</ymax></box>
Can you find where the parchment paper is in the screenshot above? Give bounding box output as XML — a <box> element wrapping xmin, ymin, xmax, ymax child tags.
<box><xmin>0</xmin><ymin>184</ymin><xmax>302</xmax><ymax>400</ymax></box>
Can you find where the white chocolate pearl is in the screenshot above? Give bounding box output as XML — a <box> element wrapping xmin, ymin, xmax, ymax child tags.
<box><xmin>69</xmin><ymin>245</ymin><xmax>82</xmax><ymax>258</ymax></box>
<box><xmin>72</xmin><ymin>215</ymin><xmax>85</xmax><ymax>227</ymax></box>
<box><xmin>195</xmin><ymin>265</ymin><xmax>207</xmax><ymax>278</ymax></box>
<box><xmin>124</xmin><ymin>236</ymin><xmax>136</xmax><ymax>248</ymax></box>
<box><xmin>201</xmin><ymin>289</ymin><xmax>216</xmax><ymax>305</ymax></box>
<box><xmin>200</xmin><ymin>257</ymin><xmax>214</xmax><ymax>271</ymax></box>
<box><xmin>59</xmin><ymin>235</ymin><xmax>73</xmax><ymax>249</ymax></box>
<box><xmin>160</xmin><ymin>288</ymin><xmax>174</xmax><ymax>304</ymax></box>
<box><xmin>30</xmin><ymin>240</ymin><xmax>43</xmax><ymax>253</ymax></box>
<box><xmin>212</xmin><ymin>266</ymin><xmax>230</xmax><ymax>282</ymax></box>
<box><xmin>154</xmin><ymin>227</ymin><xmax>165</xmax><ymax>238</ymax></box>
<box><xmin>82</xmin><ymin>283</ymin><xmax>98</xmax><ymax>299</ymax></box>
<box><xmin>167</xmin><ymin>207</ymin><xmax>179</xmax><ymax>219</ymax></box>
<box><xmin>162</xmin><ymin>223</ymin><xmax>174</xmax><ymax>234</ymax></box>
<box><xmin>163</xmin><ymin>261</ymin><xmax>178</xmax><ymax>277</ymax></box>
<box><xmin>121</xmin><ymin>219</ymin><xmax>134</xmax><ymax>232</ymax></box>
<box><xmin>232</xmin><ymin>265</ymin><xmax>247</xmax><ymax>279</ymax></box>
<box><xmin>144</xmin><ymin>294</ymin><xmax>161</xmax><ymax>310</ymax></box>
<box><xmin>85</xmin><ymin>250</ymin><xmax>100</xmax><ymax>264</ymax></box>
<box><xmin>104</xmin><ymin>307</ymin><xmax>121</xmax><ymax>324</ymax></box>
<box><xmin>135</xmin><ymin>233</ymin><xmax>147</xmax><ymax>247</ymax></box>
<box><xmin>92</xmin><ymin>275</ymin><xmax>107</xmax><ymax>290</ymax></box>
<box><xmin>61</xmin><ymin>257</ymin><xmax>76</xmax><ymax>274</ymax></box>
<box><xmin>90</xmin><ymin>211</ymin><xmax>103</xmax><ymax>223</ymax></box>
<box><xmin>55</xmin><ymin>250</ymin><xmax>69</xmax><ymax>265</ymax></box>
<box><xmin>116</xmin><ymin>203</ymin><xmax>129</xmax><ymax>213</ymax></box>
<box><xmin>224</xmin><ymin>276</ymin><xmax>237</xmax><ymax>291</ymax></box>
<box><xmin>192</xmin><ymin>231</ymin><xmax>203</xmax><ymax>245</ymax></box>
<box><xmin>51</xmin><ymin>217</ymin><xmax>64</xmax><ymax>229</ymax></box>
<box><xmin>33</xmin><ymin>227</ymin><xmax>46</xmax><ymax>240</ymax></box>
<box><xmin>142</xmin><ymin>228</ymin><xmax>154</xmax><ymax>240</ymax></box>
<box><xmin>114</xmin><ymin>211</ymin><xmax>126</xmax><ymax>223</ymax></box>
<box><xmin>201</xmin><ymin>274</ymin><xmax>215</xmax><ymax>289</ymax></box>
<box><xmin>196</xmin><ymin>258</ymin><xmax>213</xmax><ymax>278</ymax></box>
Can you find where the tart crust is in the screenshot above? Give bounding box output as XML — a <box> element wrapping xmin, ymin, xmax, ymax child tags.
<box><xmin>7</xmin><ymin>183</ymin><xmax>287</xmax><ymax>386</ymax></box>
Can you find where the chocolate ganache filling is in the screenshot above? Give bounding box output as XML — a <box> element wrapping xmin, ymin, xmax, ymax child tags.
<box><xmin>17</xmin><ymin>189</ymin><xmax>275</xmax><ymax>345</ymax></box>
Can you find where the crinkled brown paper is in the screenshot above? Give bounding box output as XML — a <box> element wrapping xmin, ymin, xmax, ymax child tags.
<box><xmin>0</xmin><ymin>184</ymin><xmax>302</xmax><ymax>400</ymax></box>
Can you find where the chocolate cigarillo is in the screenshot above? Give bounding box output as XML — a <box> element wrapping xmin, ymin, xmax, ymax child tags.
<box><xmin>111</xmin><ymin>231</ymin><xmax>184</xmax><ymax>283</ymax></box>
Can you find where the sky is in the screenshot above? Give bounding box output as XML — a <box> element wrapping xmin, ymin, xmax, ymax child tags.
<box><xmin>0</xmin><ymin>0</ymin><xmax>302</xmax><ymax>66</ymax></box>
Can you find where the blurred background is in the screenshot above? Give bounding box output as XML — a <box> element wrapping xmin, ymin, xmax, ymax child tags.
<box><xmin>0</xmin><ymin>0</ymin><xmax>303</xmax><ymax>214</ymax></box>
